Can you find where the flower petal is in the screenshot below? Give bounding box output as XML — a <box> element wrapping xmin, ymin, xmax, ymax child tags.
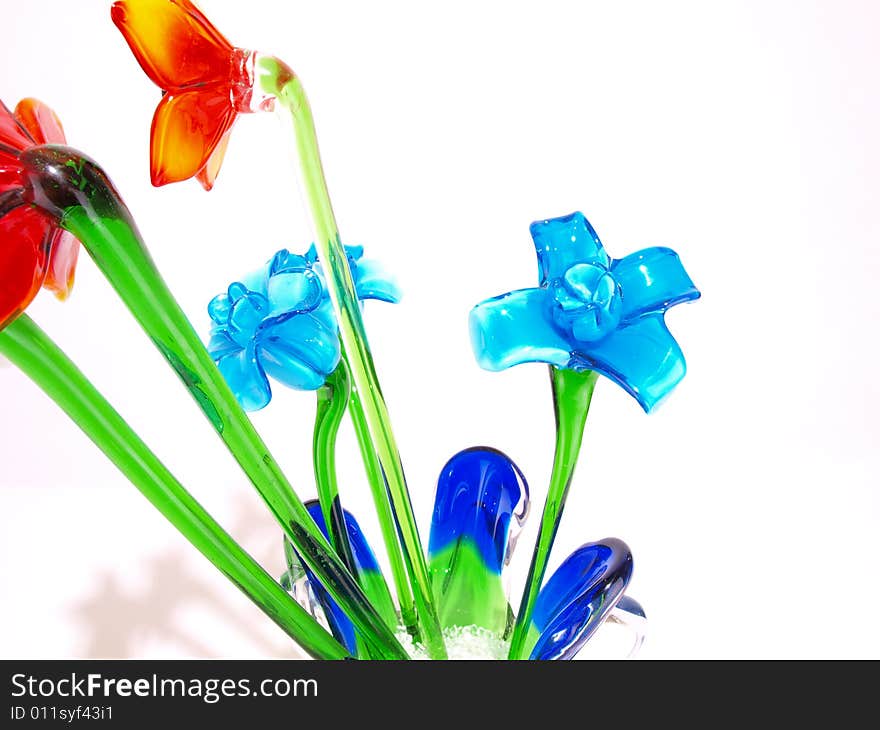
<box><xmin>194</xmin><ymin>126</ymin><xmax>231</xmax><ymax>191</ymax></box>
<box><xmin>0</xmin><ymin>206</ymin><xmax>52</xmax><ymax>328</ymax></box>
<box><xmin>111</xmin><ymin>0</ymin><xmax>235</xmax><ymax>90</ymax></box>
<box><xmin>530</xmin><ymin>212</ymin><xmax>610</xmax><ymax>285</ymax></box>
<box><xmin>571</xmin><ymin>315</ymin><xmax>687</xmax><ymax>412</ymax></box>
<box><xmin>428</xmin><ymin>447</ymin><xmax>529</xmax><ymax>634</ymax></box>
<box><xmin>43</xmin><ymin>229</ymin><xmax>80</xmax><ymax>300</ymax></box>
<box><xmin>612</xmin><ymin>246</ymin><xmax>700</xmax><ymax>323</ymax></box>
<box><xmin>354</xmin><ymin>258</ymin><xmax>402</xmax><ymax>303</ymax></box>
<box><xmin>215</xmin><ymin>344</ymin><xmax>271</xmax><ymax>411</ymax></box>
<box><xmin>469</xmin><ymin>287</ymin><xmax>571</xmax><ymax>371</ymax></box>
<box><xmin>206</xmin><ymin>325</ymin><xmax>240</xmax><ymax>361</ymax></box>
<box><xmin>0</xmin><ymin>99</ymin><xmax>34</xmax><ymax>152</ymax></box>
<box><xmin>266</xmin><ymin>269</ymin><xmax>322</xmax><ymax>317</ymax></box>
<box><xmin>530</xmin><ymin>539</ymin><xmax>633</xmax><ymax>660</ymax></box>
<box><xmin>14</xmin><ymin>98</ymin><xmax>66</xmax><ymax>145</ymax></box>
<box><xmin>258</xmin><ymin>314</ymin><xmax>341</xmax><ymax>391</ymax></box>
<box><xmin>149</xmin><ymin>86</ymin><xmax>237</xmax><ymax>186</ymax></box>
<box><xmin>296</xmin><ymin>500</ymin><xmax>397</xmax><ymax>657</ymax></box>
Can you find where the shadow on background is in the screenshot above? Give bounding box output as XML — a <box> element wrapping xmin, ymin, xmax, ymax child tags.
<box><xmin>71</xmin><ymin>493</ymin><xmax>310</xmax><ymax>659</ymax></box>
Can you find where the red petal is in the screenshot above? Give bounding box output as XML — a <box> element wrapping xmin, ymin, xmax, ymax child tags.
<box><xmin>0</xmin><ymin>206</ymin><xmax>52</xmax><ymax>329</ymax></box>
<box><xmin>14</xmin><ymin>98</ymin><xmax>67</xmax><ymax>145</ymax></box>
<box><xmin>0</xmin><ymin>163</ymin><xmax>23</xmax><ymax>195</ymax></box>
<box><xmin>149</xmin><ymin>86</ymin><xmax>237</xmax><ymax>186</ymax></box>
<box><xmin>111</xmin><ymin>0</ymin><xmax>236</xmax><ymax>91</ymax></box>
<box><xmin>44</xmin><ymin>229</ymin><xmax>81</xmax><ymax>300</ymax></box>
<box><xmin>195</xmin><ymin>126</ymin><xmax>232</xmax><ymax>190</ymax></box>
<box><xmin>0</xmin><ymin>99</ymin><xmax>34</xmax><ymax>154</ymax></box>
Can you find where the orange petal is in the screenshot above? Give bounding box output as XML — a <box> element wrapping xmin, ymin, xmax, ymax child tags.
<box><xmin>14</xmin><ymin>98</ymin><xmax>67</xmax><ymax>145</ymax></box>
<box><xmin>43</xmin><ymin>229</ymin><xmax>81</xmax><ymax>300</ymax></box>
<box><xmin>0</xmin><ymin>206</ymin><xmax>52</xmax><ymax>329</ymax></box>
<box><xmin>0</xmin><ymin>99</ymin><xmax>34</xmax><ymax>151</ymax></box>
<box><xmin>195</xmin><ymin>126</ymin><xmax>232</xmax><ymax>190</ymax></box>
<box><xmin>111</xmin><ymin>0</ymin><xmax>235</xmax><ymax>91</ymax></box>
<box><xmin>149</xmin><ymin>85</ymin><xmax>237</xmax><ymax>186</ymax></box>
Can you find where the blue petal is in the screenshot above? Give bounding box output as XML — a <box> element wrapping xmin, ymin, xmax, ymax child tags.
<box><xmin>268</xmin><ymin>248</ymin><xmax>311</xmax><ymax>275</ymax></box>
<box><xmin>428</xmin><ymin>448</ymin><xmax>529</xmax><ymax>634</ymax></box>
<box><xmin>215</xmin><ymin>345</ymin><xmax>272</xmax><ymax>412</ymax></box>
<box><xmin>266</xmin><ymin>269</ymin><xmax>322</xmax><ymax>318</ymax></box>
<box><xmin>206</xmin><ymin>327</ymin><xmax>240</xmax><ymax>361</ymax></box>
<box><xmin>237</xmin><ymin>262</ymin><xmax>272</xmax><ymax>298</ymax></box>
<box><xmin>530</xmin><ymin>539</ymin><xmax>633</xmax><ymax>660</ymax></box>
<box><xmin>570</xmin><ymin>315</ymin><xmax>687</xmax><ymax>412</ymax></box>
<box><xmin>429</xmin><ymin>447</ymin><xmax>529</xmax><ymax>572</ymax></box>
<box><xmin>300</xmin><ymin>501</ymin><xmax>393</xmax><ymax>656</ymax></box>
<box><xmin>226</xmin><ymin>287</ymin><xmax>270</xmax><ymax>348</ymax></box>
<box><xmin>469</xmin><ymin>288</ymin><xmax>572</xmax><ymax>371</ymax></box>
<box><xmin>258</xmin><ymin>314</ymin><xmax>341</xmax><ymax>391</ymax></box>
<box><xmin>612</xmin><ymin>247</ymin><xmax>701</xmax><ymax>323</ymax></box>
<box><xmin>354</xmin><ymin>258</ymin><xmax>402</xmax><ymax>303</ymax></box>
<box><xmin>530</xmin><ymin>212</ymin><xmax>610</xmax><ymax>285</ymax></box>
<box><xmin>207</xmin><ymin>293</ymin><xmax>231</xmax><ymax>325</ymax></box>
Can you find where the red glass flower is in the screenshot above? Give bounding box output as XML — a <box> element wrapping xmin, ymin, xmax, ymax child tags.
<box><xmin>0</xmin><ymin>98</ymin><xmax>81</xmax><ymax>329</ymax></box>
<box><xmin>111</xmin><ymin>0</ymin><xmax>256</xmax><ymax>190</ymax></box>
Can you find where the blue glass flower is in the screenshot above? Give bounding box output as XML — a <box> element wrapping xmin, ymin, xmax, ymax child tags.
<box><xmin>287</xmin><ymin>447</ymin><xmax>638</xmax><ymax>659</ymax></box>
<box><xmin>207</xmin><ymin>245</ymin><xmax>400</xmax><ymax>411</ymax></box>
<box><xmin>469</xmin><ymin>212</ymin><xmax>700</xmax><ymax>411</ymax></box>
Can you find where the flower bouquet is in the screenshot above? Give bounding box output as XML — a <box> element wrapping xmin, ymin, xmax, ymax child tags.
<box><xmin>0</xmin><ymin>0</ymin><xmax>699</xmax><ymax>660</ymax></box>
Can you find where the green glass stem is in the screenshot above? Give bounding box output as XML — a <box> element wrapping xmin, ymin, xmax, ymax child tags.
<box><xmin>347</xmin><ymin>365</ymin><xmax>417</xmax><ymax>633</ymax></box>
<box><xmin>313</xmin><ymin>362</ymin><xmax>358</xmax><ymax>576</ymax></box>
<box><xmin>313</xmin><ymin>361</ymin><xmax>396</xmax><ymax>658</ymax></box>
<box><xmin>20</xmin><ymin>145</ymin><xmax>407</xmax><ymax>660</ymax></box>
<box><xmin>0</xmin><ymin>314</ymin><xmax>350</xmax><ymax>661</ymax></box>
<box><xmin>507</xmin><ymin>366</ymin><xmax>599</xmax><ymax>660</ymax></box>
<box><xmin>257</xmin><ymin>56</ymin><xmax>446</xmax><ymax>659</ymax></box>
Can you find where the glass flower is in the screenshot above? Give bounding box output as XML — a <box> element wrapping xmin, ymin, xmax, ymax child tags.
<box><xmin>207</xmin><ymin>245</ymin><xmax>400</xmax><ymax>411</ymax></box>
<box><xmin>286</xmin><ymin>501</ymin><xmax>398</xmax><ymax>656</ymax></box>
<box><xmin>0</xmin><ymin>98</ymin><xmax>80</xmax><ymax>329</ymax></box>
<box><xmin>111</xmin><ymin>0</ymin><xmax>260</xmax><ymax>189</ymax></box>
<box><xmin>287</xmin><ymin>447</ymin><xmax>636</xmax><ymax>660</ymax></box>
<box><xmin>469</xmin><ymin>212</ymin><xmax>700</xmax><ymax>412</ymax></box>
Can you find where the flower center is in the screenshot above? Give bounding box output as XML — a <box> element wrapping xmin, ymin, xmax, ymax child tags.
<box><xmin>550</xmin><ymin>263</ymin><xmax>622</xmax><ymax>342</ymax></box>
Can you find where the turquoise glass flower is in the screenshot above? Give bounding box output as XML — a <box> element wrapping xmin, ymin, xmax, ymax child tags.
<box><xmin>469</xmin><ymin>212</ymin><xmax>700</xmax><ymax>411</ymax></box>
<box><xmin>287</xmin><ymin>447</ymin><xmax>637</xmax><ymax>659</ymax></box>
<box><xmin>207</xmin><ymin>245</ymin><xmax>400</xmax><ymax>411</ymax></box>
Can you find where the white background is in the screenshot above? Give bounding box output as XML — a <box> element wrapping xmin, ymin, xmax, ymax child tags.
<box><xmin>1</xmin><ymin>0</ymin><xmax>878</xmax><ymax>659</ymax></box>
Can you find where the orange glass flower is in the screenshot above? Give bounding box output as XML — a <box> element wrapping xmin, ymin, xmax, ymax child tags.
<box><xmin>0</xmin><ymin>99</ymin><xmax>81</xmax><ymax>329</ymax></box>
<box><xmin>111</xmin><ymin>0</ymin><xmax>255</xmax><ymax>190</ymax></box>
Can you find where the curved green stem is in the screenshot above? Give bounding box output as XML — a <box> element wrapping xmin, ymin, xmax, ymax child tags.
<box><xmin>257</xmin><ymin>56</ymin><xmax>445</xmax><ymax>658</ymax></box>
<box><xmin>507</xmin><ymin>366</ymin><xmax>598</xmax><ymax>660</ymax></box>
<box><xmin>313</xmin><ymin>362</ymin><xmax>358</xmax><ymax>576</ymax></box>
<box><xmin>347</xmin><ymin>367</ymin><xmax>417</xmax><ymax>633</ymax></box>
<box><xmin>314</xmin><ymin>362</ymin><xmax>397</xmax><ymax>657</ymax></box>
<box><xmin>0</xmin><ymin>314</ymin><xmax>350</xmax><ymax>660</ymax></box>
<box><xmin>21</xmin><ymin>145</ymin><xmax>407</xmax><ymax>660</ymax></box>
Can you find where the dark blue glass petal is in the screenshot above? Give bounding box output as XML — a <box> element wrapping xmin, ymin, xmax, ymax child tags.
<box><xmin>530</xmin><ymin>538</ymin><xmax>633</xmax><ymax>660</ymax></box>
<box><xmin>530</xmin><ymin>211</ymin><xmax>609</xmax><ymax>285</ymax></box>
<box><xmin>612</xmin><ymin>246</ymin><xmax>701</xmax><ymax>323</ymax></box>
<box><xmin>428</xmin><ymin>447</ymin><xmax>529</xmax><ymax>633</ymax></box>
<box><xmin>298</xmin><ymin>501</ymin><xmax>389</xmax><ymax>656</ymax></box>
<box><xmin>428</xmin><ymin>447</ymin><xmax>529</xmax><ymax>573</ymax></box>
